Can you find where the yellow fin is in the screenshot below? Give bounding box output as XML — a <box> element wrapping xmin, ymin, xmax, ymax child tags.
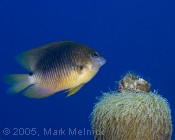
<box><xmin>67</xmin><ymin>84</ymin><xmax>84</xmax><ymax>97</ymax></box>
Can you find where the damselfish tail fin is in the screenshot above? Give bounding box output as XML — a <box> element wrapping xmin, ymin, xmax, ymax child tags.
<box><xmin>4</xmin><ymin>74</ymin><xmax>32</xmax><ymax>94</ymax></box>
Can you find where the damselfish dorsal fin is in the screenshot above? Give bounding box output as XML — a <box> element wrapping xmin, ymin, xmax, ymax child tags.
<box><xmin>16</xmin><ymin>41</ymin><xmax>74</xmax><ymax>71</ymax></box>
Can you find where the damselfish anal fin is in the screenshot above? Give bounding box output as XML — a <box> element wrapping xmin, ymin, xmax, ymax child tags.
<box><xmin>23</xmin><ymin>84</ymin><xmax>55</xmax><ymax>98</ymax></box>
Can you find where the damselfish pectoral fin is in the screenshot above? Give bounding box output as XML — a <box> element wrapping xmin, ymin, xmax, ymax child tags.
<box><xmin>77</xmin><ymin>65</ymin><xmax>84</xmax><ymax>75</ymax></box>
<box><xmin>67</xmin><ymin>84</ymin><xmax>84</xmax><ymax>97</ymax></box>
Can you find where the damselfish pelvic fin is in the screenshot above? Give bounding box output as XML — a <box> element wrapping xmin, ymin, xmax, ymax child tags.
<box><xmin>4</xmin><ymin>74</ymin><xmax>31</xmax><ymax>94</ymax></box>
<box><xmin>67</xmin><ymin>84</ymin><xmax>84</xmax><ymax>97</ymax></box>
<box><xmin>23</xmin><ymin>84</ymin><xmax>55</xmax><ymax>98</ymax></box>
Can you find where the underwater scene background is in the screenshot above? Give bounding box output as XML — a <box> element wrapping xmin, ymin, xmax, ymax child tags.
<box><xmin>0</xmin><ymin>0</ymin><xmax>174</xmax><ymax>139</ymax></box>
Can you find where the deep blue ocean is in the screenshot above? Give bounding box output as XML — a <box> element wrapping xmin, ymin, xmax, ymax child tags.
<box><xmin>0</xmin><ymin>0</ymin><xmax>174</xmax><ymax>140</ymax></box>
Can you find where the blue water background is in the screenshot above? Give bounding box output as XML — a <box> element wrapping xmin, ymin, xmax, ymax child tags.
<box><xmin>0</xmin><ymin>0</ymin><xmax>174</xmax><ymax>139</ymax></box>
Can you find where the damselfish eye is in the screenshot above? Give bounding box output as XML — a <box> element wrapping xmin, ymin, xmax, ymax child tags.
<box><xmin>92</xmin><ymin>52</ymin><xmax>99</xmax><ymax>58</ymax></box>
